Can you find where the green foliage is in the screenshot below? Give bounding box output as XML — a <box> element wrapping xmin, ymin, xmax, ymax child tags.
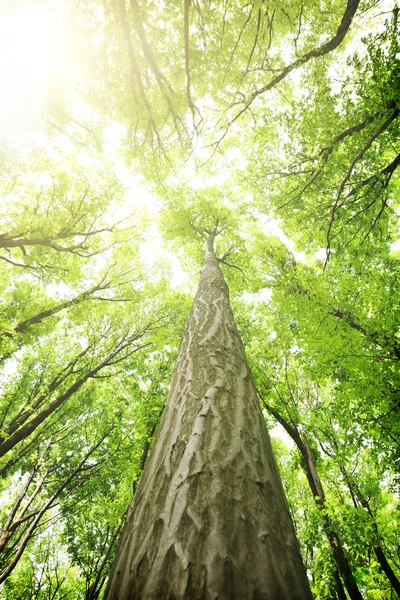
<box><xmin>1</xmin><ymin>0</ymin><xmax>400</xmax><ymax>598</ymax></box>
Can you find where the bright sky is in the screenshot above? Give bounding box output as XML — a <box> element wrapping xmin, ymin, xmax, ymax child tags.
<box><xmin>0</xmin><ymin>3</ymin><xmax>70</xmax><ymax>140</ymax></box>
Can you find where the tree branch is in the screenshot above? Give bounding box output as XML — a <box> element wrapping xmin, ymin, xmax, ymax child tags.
<box><xmin>226</xmin><ymin>0</ymin><xmax>361</xmax><ymax>130</ymax></box>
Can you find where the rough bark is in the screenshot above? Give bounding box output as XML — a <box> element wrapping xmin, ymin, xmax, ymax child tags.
<box><xmin>105</xmin><ymin>235</ymin><xmax>312</xmax><ymax>599</ymax></box>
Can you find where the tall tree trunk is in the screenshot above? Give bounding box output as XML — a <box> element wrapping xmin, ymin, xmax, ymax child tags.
<box><xmin>105</xmin><ymin>233</ymin><xmax>312</xmax><ymax>599</ymax></box>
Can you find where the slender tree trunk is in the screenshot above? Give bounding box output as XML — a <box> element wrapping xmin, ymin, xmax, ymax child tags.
<box><xmin>300</xmin><ymin>438</ymin><xmax>363</xmax><ymax>600</ymax></box>
<box><xmin>333</xmin><ymin>570</ymin><xmax>347</xmax><ymax>600</ymax></box>
<box><xmin>373</xmin><ymin>546</ymin><xmax>400</xmax><ymax>597</ymax></box>
<box><xmin>343</xmin><ymin>473</ymin><xmax>400</xmax><ymax>598</ymax></box>
<box><xmin>86</xmin><ymin>523</ymin><xmax>123</xmax><ymax>600</ymax></box>
<box><xmin>0</xmin><ymin>434</ymin><xmax>107</xmax><ymax>583</ymax></box>
<box><xmin>105</xmin><ymin>234</ymin><xmax>312</xmax><ymax>600</ymax></box>
<box><xmin>260</xmin><ymin>400</ymin><xmax>362</xmax><ymax>600</ymax></box>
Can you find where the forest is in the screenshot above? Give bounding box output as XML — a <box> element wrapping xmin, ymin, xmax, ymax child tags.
<box><xmin>0</xmin><ymin>0</ymin><xmax>399</xmax><ymax>598</ymax></box>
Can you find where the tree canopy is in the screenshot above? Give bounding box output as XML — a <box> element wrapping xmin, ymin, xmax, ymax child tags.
<box><xmin>0</xmin><ymin>0</ymin><xmax>399</xmax><ymax>598</ymax></box>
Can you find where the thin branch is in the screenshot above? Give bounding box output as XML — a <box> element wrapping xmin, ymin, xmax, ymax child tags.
<box><xmin>225</xmin><ymin>0</ymin><xmax>361</xmax><ymax>131</ymax></box>
<box><xmin>184</xmin><ymin>0</ymin><xmax>196</xmax><ymax>124</ymax></box>
<box><xmin>325</xmin><ymin>107</ymin><xmax>400</xmax><ymax>261</ymax></box>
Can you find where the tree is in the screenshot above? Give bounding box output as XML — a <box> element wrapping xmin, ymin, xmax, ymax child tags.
<box><xmin>1</xmin><ymin>0</ymin><xmax>399</xmax><ymax>597</ymax></box>
<box><xmin>105</xmin><ymin>226</ymin><xmax>312</xmax><ymax>599</ymax></box>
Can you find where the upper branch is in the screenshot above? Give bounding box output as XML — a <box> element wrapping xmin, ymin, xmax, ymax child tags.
<box><xmin>184</xmin><ymin>0</ymin><xmax>198</xmax><ymax>127</ymax></box>
<box><xmin>225</xmin><ymin>0</ymin><xmax>360</xmax><ymax>131</ymax></box>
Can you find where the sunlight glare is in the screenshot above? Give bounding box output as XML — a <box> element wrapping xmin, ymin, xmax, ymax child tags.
<box><xmin>0</xmin><ymin>5</ymin><xmax>69</xmax><ymax>137</ymax></box>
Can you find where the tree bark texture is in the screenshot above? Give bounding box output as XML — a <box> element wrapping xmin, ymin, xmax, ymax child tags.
<box><xmin>105</xmin><ymin>235</ymin><xmax>312</xmax><ymax>600</ymax></box>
